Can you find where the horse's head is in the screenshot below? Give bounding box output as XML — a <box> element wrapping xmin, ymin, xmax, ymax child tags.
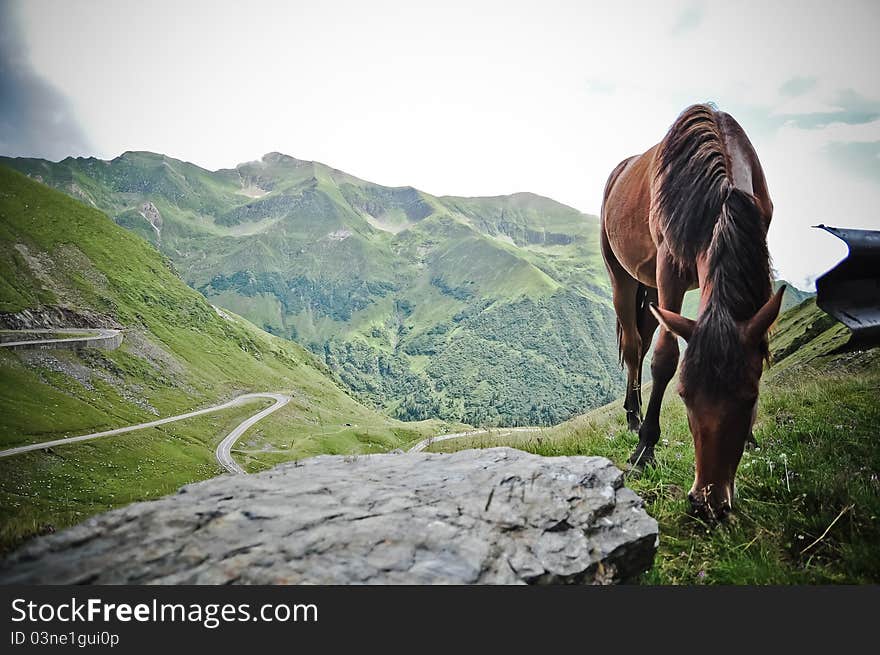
<box><xmin>649</xmin><ymin>287</ymin><xmax>785</xmax><ymax>521</ymax></box>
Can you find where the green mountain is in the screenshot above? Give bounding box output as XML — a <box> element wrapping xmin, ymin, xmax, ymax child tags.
<box><xmin>2</xmin><ymin>152</ymin><xmax>621</xmax><ymax>426</ymax></box>
<box><xmin>0</xmin><ymin>166</ymin><xmax>446</xmax><ymax>551</ymax></box>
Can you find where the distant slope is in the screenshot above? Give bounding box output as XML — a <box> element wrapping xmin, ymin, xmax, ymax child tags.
<box><xmin>0</xmin><ymin>166</ymin><xmax>446</xmax><ymax>551</ymax></box>
<box><xmin>681</xmin><ymin>280</ymin><xmax>813</xmax><ymax>320</ymax></box>
<box><xmin>2</xmin><ymin>152</ymin><xmax>622</xmax><ymax>426</ymax></box>
<box><xmin>765</xmin><ymin>296</ymin><xmax>852</xmax><ymax>376</ymax></box>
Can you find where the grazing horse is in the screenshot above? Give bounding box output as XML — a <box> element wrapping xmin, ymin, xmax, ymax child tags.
<box><xmin>600</xmin><ymin>103</ymin><xmax>785</xmax><ymax>520</ymax></box>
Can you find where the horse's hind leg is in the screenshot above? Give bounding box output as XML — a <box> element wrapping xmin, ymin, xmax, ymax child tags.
<box><xmin>620</xmin><ymin>294</ymin><xmax>644</xmax><ymax>433</ymax></box>
<box><xmin>637</xmin><ymin>285</ymin><xmax>659</xmax><ymax>391</ymax></box>
<box><xmin>624</xmin><ymin>283</ymin><xmax>659</xmax><ymax>431</ymax></box>
<box><xmin>601</xmin><ymin>230</ymin><xmax>644</xmax><ymax>431</ymax></box>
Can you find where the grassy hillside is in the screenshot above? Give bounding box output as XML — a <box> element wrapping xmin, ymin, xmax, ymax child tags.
<box><xmin>681</xmin><ymin>279</ymin><xmax>813</xmax><ymax>320</ymax></box>
<box><xmin>0</xmin><ymin>166</ymin><xmax>450</xmax><ymax>552</ymax></box>
<box><xmin>426</xmin><ymin>298</ymin><xmax>880</xmax><ymax>583</ymax></box>
<box><xmin>1</xmin><ymin>152</ymin><xmax>622</xmax><ymax>426</ymax></box>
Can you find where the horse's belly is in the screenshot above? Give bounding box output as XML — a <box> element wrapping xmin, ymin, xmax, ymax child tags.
<box><xmin>608</xmin><ymin>226</ymin><xmax>658</xmax><ymax>287</ymax></box>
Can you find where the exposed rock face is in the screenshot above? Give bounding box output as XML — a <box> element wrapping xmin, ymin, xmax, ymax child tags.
<box><xmin>139</xmin><ymin>201</ymin><xmax>162</xmax><ymax>241</ymax></box>
<box><xmin>0</xmin><ymin>305</ymin><xmax>121</xmax><ymax>331</ymax></box>
<box><xmin>0</xmin><ymin>448</ymin><xmax>658</xmax><ymax>585</ymax></box>
<box><xmin>485</xmin><ymin>221</ymin><xmax>575</xmax><ymax>247</ymax></box>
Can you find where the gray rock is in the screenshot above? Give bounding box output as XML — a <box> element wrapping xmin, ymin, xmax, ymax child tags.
<box><xmin>138</xmin><ymin>201</ymin><xmax>162</xmax><ymax>242</ymax></box>
<box><xmin>0</xmin><ymin>447</ymin><xmax>658</xmax><ymax>584</ymax></box>
<box><xmin>0</xmin><ymin>305</ymin><xmax>121</xmax><ymax>331</ymax></box>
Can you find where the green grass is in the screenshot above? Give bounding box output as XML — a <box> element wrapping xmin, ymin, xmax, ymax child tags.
<box><xmin>428</xmin><ymin>305</ymin><xmax>880</xmax><ymax>584</ymax></box>
<box><xmin>0</xmin><ymin>399</ymin><xmax>270</xmax><ymax>552</ymax></box>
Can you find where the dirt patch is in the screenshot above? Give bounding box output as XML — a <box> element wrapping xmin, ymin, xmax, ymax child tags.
<box><xmin>123</xmin><ymin>329</ymin><xmax>187</xmax><ymax>380</ymax></box>
<box><xmin>18</xmin><ymin>349</ymin><xmax>159</xmax><ymax>416</ymax></box>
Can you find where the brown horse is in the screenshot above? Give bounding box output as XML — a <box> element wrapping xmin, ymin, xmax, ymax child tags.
<box><xmin>601</xmin><ymin>103</ymin><xmax>785</xmax><ymax>520</ymax></box>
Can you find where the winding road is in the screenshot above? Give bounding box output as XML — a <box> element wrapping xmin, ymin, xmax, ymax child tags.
<box><xmin>2</xmin><ymin>329</ymin><xmax>539</xmax><ymax>472</ymax></box>
<box><xmin>0</xmin><ymin>328</ymin><xmax>122</xmax><ymax>350</ymax></box>
<box><xmin>1</xmin><ymin>390</ymin><xmax>536</xmax><ymax>472</ymax></box>
<box><xmin>1</xmin><ymin>328</ymin><xmax>291</xmax><ymax>473</ymax></box>
<box><xmin>1</xmin><ymin>387</ymin><xmax>539</xmax><ymax>476</ymax></box>
<box><xmin>214</xmin><ymin>393</ymin><xmax>290</xmax><ymax>474</ymax></box>
<box><xmin>408</xmin><ymin>426</ymin><xmax>540</xmax><ymax>453</ymax></box>
<box><xmin>0</xmin><ymin>392</ymin><xmax>291</xmax><ymax>475</ymax></box>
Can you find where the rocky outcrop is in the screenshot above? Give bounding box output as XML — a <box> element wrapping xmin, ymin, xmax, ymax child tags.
<box><xmin>481</xmin><ymin>220</ymin><xmax>575</xmax><ymax>247</ymax></box>
<box><xmin>0</xmin><ymin>448</ymin><xmax>658</xmax><ymax>585</ymax></box>
<box><xmin>0</xmin><ymin>305</ymin><xmax>121</xmax><ymax>331</ymax></box>
<box><xmin>138</xmin><ymin>201</ymin><xmax>162</xmax><ymax>241</ymax></box>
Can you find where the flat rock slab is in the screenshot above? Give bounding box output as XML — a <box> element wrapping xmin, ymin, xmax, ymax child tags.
<box><xmin>0</xmin><ymin>448</ymin><xmax>659</xmax><ymax>584</ymax></box>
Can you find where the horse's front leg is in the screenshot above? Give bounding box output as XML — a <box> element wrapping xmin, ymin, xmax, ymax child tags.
<box><xmin>629</xmin><ymin>253</ymin><xmax>688</xmax><ymax>467</ymax></box>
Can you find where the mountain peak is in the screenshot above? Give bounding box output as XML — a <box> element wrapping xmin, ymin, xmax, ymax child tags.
<box><xmin>261</xmin><ymin>152</ymin><xmax>307</xmax><ymax>166</ymax></box>
<box><xmin>115</xmin><ymin>150</ymin><xmax>163</xmax><ymax>161</ymax></box>
<box><xmin>232</xmin><ymin>152</ymin><xmax>311</xmax><ymax>171</ymax></box>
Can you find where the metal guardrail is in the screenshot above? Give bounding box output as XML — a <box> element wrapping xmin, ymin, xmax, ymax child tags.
<box><xmin>814</xmin><ymin>225</ymin><xmax>880</xmax><ymax>350</ymax></box>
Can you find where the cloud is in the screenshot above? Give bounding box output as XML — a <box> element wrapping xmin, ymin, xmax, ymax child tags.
<box><xmin>779</xmin><ymin>76</ymin><xmax>817</xmax><ymax>97</ymax></box>
<box><xmin>670</xmin><ymin>4</ymin><xmax>704</xmax><ymax>36</ymax></box>
<box><xmin>585</xmin><ymin>79</ymin><xmax>615</xmax><ymax>95</ymax></box>
<box><xmin>776</xmin><ymin>89</ymin><xmax>880</xmax><ymax>130</ymax></box>
<box><xmin>824</xmin><ymin>140</ymin><xmax>880</xmax><ymax>183</ymax></box>
<box><xmin>0</xmin><ymin>0</ymin><xmax>91</xmax><ymax>160</ymax></box>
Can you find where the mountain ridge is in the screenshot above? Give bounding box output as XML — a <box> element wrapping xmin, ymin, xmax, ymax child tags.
<box><xmin>1</xmin><ymin>151</ymin><xmax>622</xmax><ymax>427</ymax></box>
<box><xmin>1</xmin><ymin>149</ymin><xmax>814</xmax><ymax>426</ymax></box>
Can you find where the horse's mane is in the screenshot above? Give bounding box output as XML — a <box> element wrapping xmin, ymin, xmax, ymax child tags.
<box><xmin>656</xmin><ymin>104</ymin><xmax>731</xmax><ymax>265</ymax></box>
<box><xmin>656</xmin><ymin>104</ymin><xmax>772</xmax><ymax>395</ymax></box>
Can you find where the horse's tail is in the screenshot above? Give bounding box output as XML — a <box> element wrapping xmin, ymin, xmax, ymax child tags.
<box><xmin>616</xmin><ymin>316</ymin><xmax>623</xmax><ymax>366</ymax></box>
<box><xmin>655</xmin><ymin>103</ymin><xmax>736</xmax><ymax>266</ymax></box>
<box><xmin>615</xmin><ymin>282</ymin><xmax>653</xmax><ymax>367</ymax></box>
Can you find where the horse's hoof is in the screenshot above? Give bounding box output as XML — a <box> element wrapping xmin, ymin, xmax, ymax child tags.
<box><xmin>745</xmin><ymin>432</ymin><xmax>758</xmax><ymax>450</ymax></box>
<box><xmin>626</xmin><ymin>413</ymin><xmax>641</xmax><ymax>432</ymax></box>
<box><xmin>625</xmin><ymin>462</ymin><xmax>644</xmax><ymax>476</ymax></box>
<box><xmin>628</xmin><ymin>445</ymin><xmax>655</xmax><ymax>469</ymax></box>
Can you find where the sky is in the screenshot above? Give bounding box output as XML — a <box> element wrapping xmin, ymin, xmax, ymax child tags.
<box><xmin>3</xmin><ymin>0</ymin><xmax>880</xmax><ymax>289</ymax></box>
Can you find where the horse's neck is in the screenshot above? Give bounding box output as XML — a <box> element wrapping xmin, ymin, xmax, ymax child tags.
<box><xmin>718</xmin><ymin>111</ymin><xmax>772</xmax><ymax>217</ymax></box>
<box><xmin>718</xmin><ymin>118</ymin><xmax>755</xmax><ymax>195</ymax></box>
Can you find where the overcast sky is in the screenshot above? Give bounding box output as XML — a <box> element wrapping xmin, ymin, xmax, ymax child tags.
<box><xmin>4</xmin><ymin>0</ymin><xmax>880</xmax><ymax>289</ymax></box>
